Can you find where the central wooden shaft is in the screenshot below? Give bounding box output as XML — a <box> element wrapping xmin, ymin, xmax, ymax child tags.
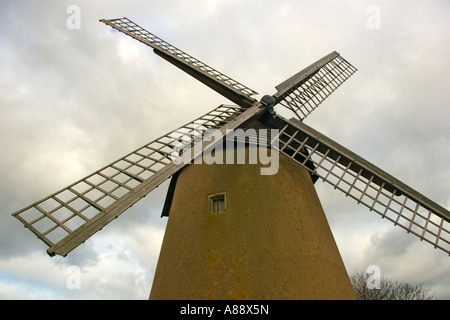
<box><xmin>150</xmin><ymin>147</ymin><xmax>356</xmax><ymax>299</ymax></box>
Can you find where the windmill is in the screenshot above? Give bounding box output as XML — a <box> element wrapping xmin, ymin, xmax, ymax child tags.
<box><xmin>12</xmin><ymin>17</ymin><xmax>450</xmax><ymax>299</ymax></box>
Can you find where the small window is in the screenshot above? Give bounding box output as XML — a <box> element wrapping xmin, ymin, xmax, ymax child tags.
<box><xmin>209</xmin><ymin>193</ymin><xmax>226</xmax><ymax>214</ymax></box>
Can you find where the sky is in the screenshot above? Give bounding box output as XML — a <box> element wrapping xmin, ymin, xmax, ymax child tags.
<box><xmin>0</xmin><ymin>0</ymin><xmax>449</xmax><ymax>299</ymax></box>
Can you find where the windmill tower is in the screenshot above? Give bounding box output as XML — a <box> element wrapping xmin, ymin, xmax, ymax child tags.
<box><xmin>12</xmin><ymin>17</ymin><xmax>450</xmax><ymax>300</ymax></box>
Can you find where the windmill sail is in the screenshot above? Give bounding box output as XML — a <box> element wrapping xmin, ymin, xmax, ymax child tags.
<box><xmin>100</xmin><ymin>17</ymin><xmax>258</xmax><ymax>108</ymax></box>
<box><xmin>12</xmin><ymin>104</ymin><xmax>264</xmax><ymax>257</ymax></box>
<box><xmin>13</xmin><ymin>16</ymin><xmax>449</xmax><ymax>263</ymax></box>
<box><xmin>268</xmin><ymin>115</ymin><xmax>450</xmax><ymax>255</ymax></box>
<box><xmin>273</xmin><ymin>52</ymin><xmax>357</xmax><ymax>121</ymax></box>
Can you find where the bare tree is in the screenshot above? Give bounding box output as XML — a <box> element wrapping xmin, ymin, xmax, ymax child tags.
<box><xmin>350</xmin><ymin>271</ymin><xmax>435</xmax><ymax>300</ymax></box>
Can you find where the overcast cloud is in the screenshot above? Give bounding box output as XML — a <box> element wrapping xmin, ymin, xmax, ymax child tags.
<box><xmin>1</xmin><ymin>0</ymin><xmax>449</xmax><ymax>299</ymax></box>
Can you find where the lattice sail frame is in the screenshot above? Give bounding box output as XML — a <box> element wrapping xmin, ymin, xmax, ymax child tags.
<box><xmin>100</xmin><ymin>17</ymin><xmax>258</xmax><ymax>108</ymax></box>
<box><xmin>272</xmin><ymin>117</ymin><xmax>450</xmax><ymax>254</ymax></box>
<box><xmin>12</xmin><ymin>105</ymin><xmax>262</xmax><ymax>257</ymax></box>
<box><xmin>273</xmin><ymin>52</ymin><xmax>357</xmax><ymax>121</ymax></box>
<box><xmin>12</xmin><ymin>16</ymin><xmax>450</xmax><ymax>259</ymax></box>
